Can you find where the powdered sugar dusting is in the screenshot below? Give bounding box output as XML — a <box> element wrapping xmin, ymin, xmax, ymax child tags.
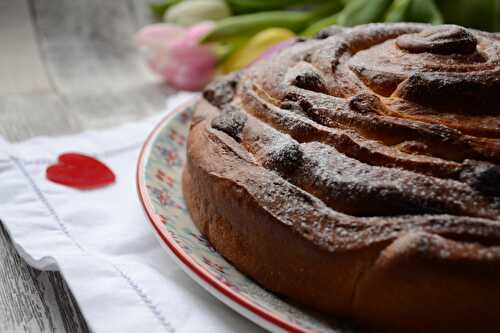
<box><xmin>202</xmin><ymin>23</ymin><xmax>500</xmax><ymax>256</ymax></box>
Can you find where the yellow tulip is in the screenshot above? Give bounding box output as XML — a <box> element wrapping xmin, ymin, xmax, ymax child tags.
<box><xmin>222</xmin><ymin>28</ymin><xmax>295</xmax><ymax>73</ymax></box>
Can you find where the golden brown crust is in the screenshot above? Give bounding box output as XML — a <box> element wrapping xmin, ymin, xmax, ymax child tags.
<box><xmin>183</xmin><ymin>23</ymin><xmax>500</xmax><ymax>333</ymax></box>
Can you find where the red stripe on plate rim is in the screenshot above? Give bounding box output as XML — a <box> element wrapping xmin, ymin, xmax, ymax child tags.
<box><xmin>136</xmin><ymin>100</ymin><xmax>310</xmax><ymax>333</ymax></box>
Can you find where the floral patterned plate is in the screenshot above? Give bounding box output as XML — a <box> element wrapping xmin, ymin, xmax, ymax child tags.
<box><xmin>137</xmin><ymin>102</ymin><xmax>359</xmax><ymax>333</ymax></box>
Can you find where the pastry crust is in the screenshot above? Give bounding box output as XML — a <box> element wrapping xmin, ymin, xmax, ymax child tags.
<box><xmin>183</xmin><ymin>24</ymin><xmax>500</xmax><ymax>333</ymax></box>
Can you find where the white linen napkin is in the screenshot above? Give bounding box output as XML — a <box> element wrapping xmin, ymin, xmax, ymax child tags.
<box><xmin>0</xmin><ymin>93</ymin><xmax>260</xmax><ymax>333</ymax></box>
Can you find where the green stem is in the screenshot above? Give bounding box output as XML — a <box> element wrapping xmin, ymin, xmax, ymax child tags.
<box><xmin>305</xmin><ymin>0</ymin><xmax>345</xmax><ymax>22</ymax></box>
<box><xmin>202</xmin><ymin>2</ymin><xmax>343</xmax><ymax>43</ymax></box>
<box><xmin>301</xmin><ymin>14</ymin><xmax>340</xmax><ymax>36</ymax></box>
<box><xmin>150</xmin><ymin>0</ymin><xmax>182</xmax><ymax>18</ymax></box>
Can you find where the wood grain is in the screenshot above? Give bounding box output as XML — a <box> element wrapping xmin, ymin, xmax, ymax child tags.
<box><xmin>0</xmin><ymin>0</ymin><xmax>168</xmax><ymax>331</ymax></box>
<box><xmin>31</xmin><ymin>0</ymin><xmax>155</xmax><ymax>95</ymax></box>
<box><xmin>0</xmin><ymin>1</ymin><xmax>51</xmax><ymax>95</ymax></box>
<box><xmin>0</xmin><ymin>224</ymin><xmax>89</xmax><ymax>333</ymax></box>
<box><xmin>0</xmin><ymin>93</ymin><xmax>81</xmax><ymax>142</ymax></box>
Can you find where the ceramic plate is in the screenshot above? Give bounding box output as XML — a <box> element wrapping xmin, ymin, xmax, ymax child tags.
<box><xmin>137</xmin><ymin>102</ymin><xmax>359</xmax><ymax>333</ymax></box>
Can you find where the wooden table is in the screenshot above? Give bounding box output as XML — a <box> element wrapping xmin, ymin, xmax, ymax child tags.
<box><xmin>0</xmin><ymin>1</ymin><xmax>171</xmax><ymax>331</ymax></box>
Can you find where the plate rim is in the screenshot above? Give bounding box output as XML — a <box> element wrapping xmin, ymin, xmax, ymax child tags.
<box><xmin>136</xmin><ymin>101</ymin><xmax>309</xmax><ymax>333</ymax></box>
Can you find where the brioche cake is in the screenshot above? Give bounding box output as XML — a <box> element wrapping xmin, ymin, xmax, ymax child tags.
<box><xmin>182</xmin><ymin>23</ymin><xmax>500</xmax><ymax>333</ymax></box>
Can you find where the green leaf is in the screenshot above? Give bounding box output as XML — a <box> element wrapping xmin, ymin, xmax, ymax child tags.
<box><xmin>337</xmin><ymin>0</ymin><xmax>393</xmax><ymax>26</ymax></box>
<box><xmin>435</xmin><ymin>0</ymin><xmax>497</xmax><ymax>31</ymax></box>
<box><xmin>202</xmin><ymin>2</ymin><xmax>344</xmax><ymax>43</ymax></box>
<box><xmin>302</xmin><ymin>14</ymin><xmax>340</xmax><ymax>36</ymax></box>
<box><xmin>386</xmin><ymin>0</ymin><xmax>443</xmax><ymax>25</ymax></box>
<box><xmin>226</xmin><ymin>0</ymin><xmax>314</xmax><ymax>14</ymax></box>
<box><xmin>150</xmin><ymin>0</ymin><xmax>182</xmax><ymax>18</ymax></box>
<box><xmin>202</xmin><ymin>11</ymin><xmax>309</xmax><ymax>43</ymax></box>
<box><xmin>385</xmin><ymin>0</ymin><xmax>409</xmax><ymax>22</ymax></box>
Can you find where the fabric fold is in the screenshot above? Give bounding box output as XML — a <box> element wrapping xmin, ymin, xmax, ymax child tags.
<box><xmin>0</xmin><ymin>93</ymin><xmax>258</xmax><ymax>333</ymax></box>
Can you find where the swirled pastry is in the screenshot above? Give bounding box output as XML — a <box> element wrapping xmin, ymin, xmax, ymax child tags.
<box><xmin>183</xmin><ymin>23</ymin><xmax>500</xmax><ymax>333</ymax></box>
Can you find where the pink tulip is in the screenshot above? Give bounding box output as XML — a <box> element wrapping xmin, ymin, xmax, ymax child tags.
<box><xmin>251</xmin><ymin>38</ymin><xmax>296</xmax><ymax>67</ymax></box>
<box><xmin>136</xmin><ymin>22</ymin><xmax>217</xmax><ymax>91</ymax></box>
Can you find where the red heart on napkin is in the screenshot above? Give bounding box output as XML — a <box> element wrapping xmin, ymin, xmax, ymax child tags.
<box><xmin>46</xmin><ymin>153</ymin><xmax>115</xmax><ymax>189</ymax></box>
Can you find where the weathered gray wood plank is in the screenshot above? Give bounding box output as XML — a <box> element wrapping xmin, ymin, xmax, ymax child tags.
<box><xmin>31</xmin><ymin>0</ymin><xmax>157</xmax><ymax>95</ymax></box>
<box><xmin>67</xmin><ymin>82</ymin><xmax>172</xmax><ymax>130</ymax></box>
<box><xmin>0</xmin><ymin>224</ymin><xmax>89</xmax><ymax>333</ymax></box>
<box><xmin>130</xmin><ymin>0</ymin><xmax>162</xmax><ymax>29</ymax></box>
<box><xmin>0</xmin><ymin>1</ymin><xmax>52</xmax><ymax>95</ymax></box>
<box><xmin>0</xmin><ymin>93</ymin><xmax>82</xmax><ymax>142</ymax></box>
<box><xmin>0</xmin><ymin>0</ymin><xmax>167</xmax><ymax>332</ymax></box>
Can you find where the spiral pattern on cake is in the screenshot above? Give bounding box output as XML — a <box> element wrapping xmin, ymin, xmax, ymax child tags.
<box><xmin>184</xmin><ymin>23</ymin><xmax>500</xmax><ymax>333</ymax></box>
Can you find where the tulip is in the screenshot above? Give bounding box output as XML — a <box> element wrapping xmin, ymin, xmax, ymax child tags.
<box><xmin>136</xmin><ymin>22</ymin><xmax>218</xmax><ymax>91</ymax></box>
<box><xmin>222</xmin><ymin>28</ymin><xmax>295</xmax><ymax>73</ymax></box>
<box><xmin>164</xmin><ymin>0</ymin><xmax>231</xmax><ymax>27</ymax></box>
<box><xmin>250</xmin><ymin>38</ymin><xmax>296</xmax><ymax>66</ymax></box>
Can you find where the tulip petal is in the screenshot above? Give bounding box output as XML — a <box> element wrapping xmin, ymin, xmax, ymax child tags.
<box><xmin>186</xmin><ymin>21</ymin><xmax>216</xmax><ymax>42</ymax></box>
<box><xmin>251</xmin><ymin>38</ymin><xmax>296</xmax><ymax>65</ymax></box>
<box><xmin>165</xmin><ymin>40</ymin><xmax>217</xmax><ymax>90</ymax></box>
<box><xmin>135</xmin><ymin>23</ymin><xmax>185</xmax><ymax>47</ymax></box>
<box><xmin>135</xmin><ymin>22</ymin><xmax>217</xmax><ymax>90</ymax></box>
<box><xmin>222</xmin><ymin>28</ymin><xmax>295</xmax><ymax>73</ymax></box>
